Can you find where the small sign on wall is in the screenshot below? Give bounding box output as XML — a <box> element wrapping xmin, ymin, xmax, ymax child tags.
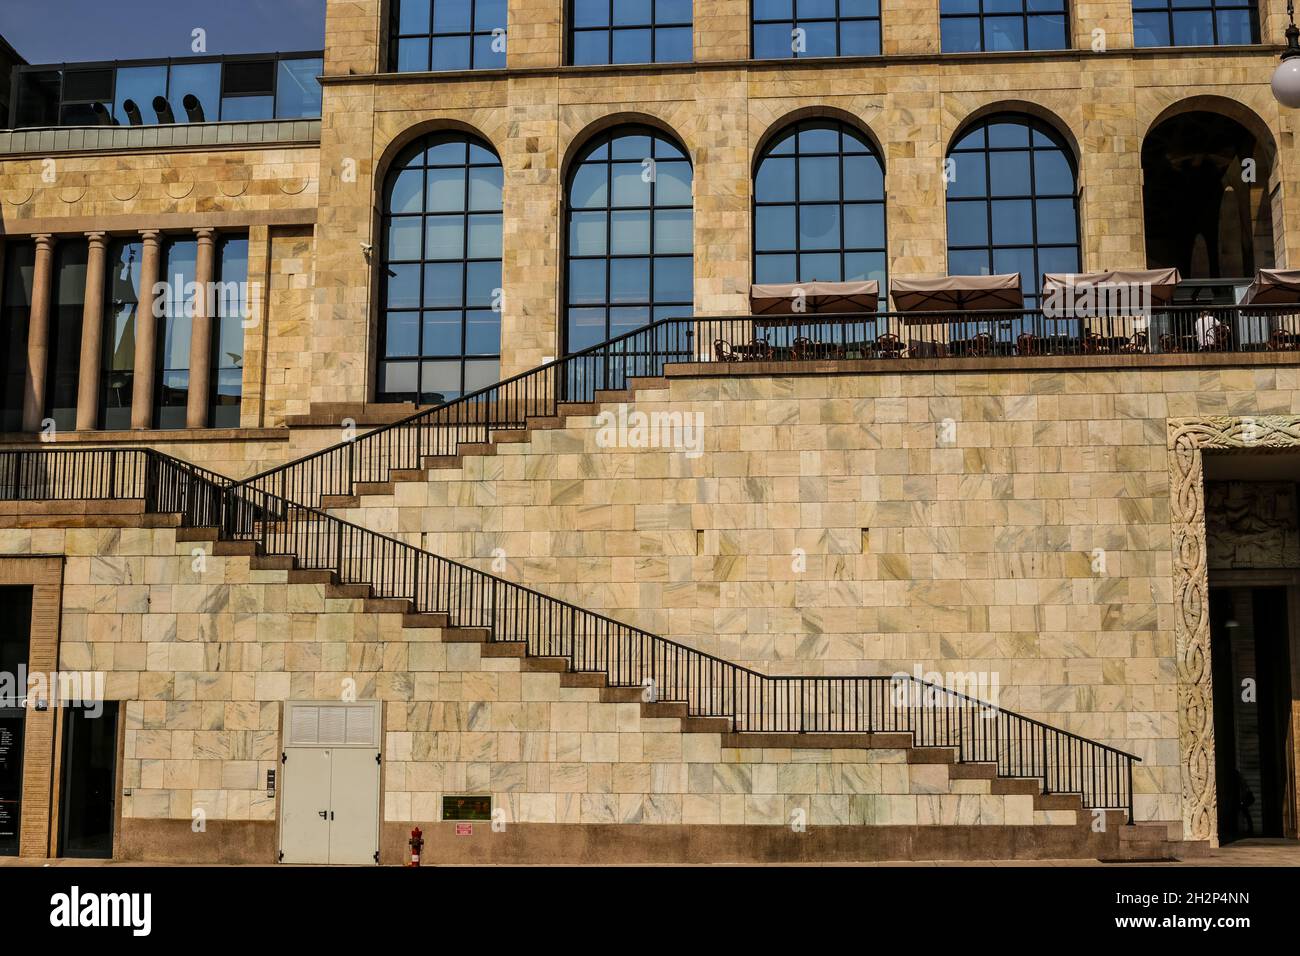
<box><xmin>455</xmin><ymin>823</ymin><xmax>473</xmax><ymax>836</ymax></box>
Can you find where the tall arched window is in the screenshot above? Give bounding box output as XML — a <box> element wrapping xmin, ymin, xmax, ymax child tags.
<box><xmin>390</xmin><ymin>0</ymin><xmax>509</xmax><ymax>72</ymax></box>
<box><xmin>1131</xmin><ymin>0</ymin><xmax>1258</xmax><ymax>47</ymax></box>
<box><xmin>570</xmin><ymin>0</ymin><xmax>693</xmax><ymax>65</ymax></box>
<box><xmin>752</xmin><ymin>119</ymin><xmax>886</xmax><ymax>293</ymax></box>
<box><xmin>378</xmin><ymin>132</ymin><xmax>503</xmax><ymax>405</ymax></box>
<box><xmin>753</xmin><ymin>0</ymin><xmax>883</xmax><ymax>59</ymax></box>
<box><xmin>939</xmin><ymin>0</ymin><xmax>1069</xmax><ymax>52</ymax></box>
<box><xmin>945</xmin><ymin>114</ymin><xmax>1079</xmax><ymax>308</ymax></box>
<box><xmin>564</xmin><ymin>126</ymin><xmax>694</xmax><ymax>352</ymax></box>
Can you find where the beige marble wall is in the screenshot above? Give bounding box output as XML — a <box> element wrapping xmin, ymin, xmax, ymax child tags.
<box><xmin>329</xmin><ymin>363</ymin><xmax>1300</xmax><ymax>824</ymax></box>
<box><xmin>4</xmin><ymin>523</ymin><xmax>1076</xmax><ymax>829</ymax></box>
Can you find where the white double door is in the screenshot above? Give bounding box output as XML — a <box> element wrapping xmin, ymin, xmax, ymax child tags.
<box><xmin>280</xmin><ymin>702</ymin><xmax>381</xmax><ymax>865</ymax></box>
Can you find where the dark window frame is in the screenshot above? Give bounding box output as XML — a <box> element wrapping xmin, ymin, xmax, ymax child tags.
<box><xmin>1130</xmin><ymin>0</ymin><xmax>1260</xmax><ymax>48</ymax></box>
<box><xmin>8</xmin><ymin>51</ymin><xmax>324</xmax><ymax>129</ymax></box>
<box><xmin>377</xmin><ymin>132</ymin><xmax>505</xmax><ymax>406</ymax></box>
<box><xmin>389</xmin><ymin>0</ymin><xmax>510</xmax><ymax>73</ymax></box>
<box><xmin>99</xmin><ymin>237</ymin><xmax>142</xmax><ymax>431</ymax></box>
<box><xmin>944</xmin><ymin>112</ymin><xmax>1082</xmax><ymax>310</ymax></box>
<box><xmin>154</xmin><ymin>235</ymin><xmax>198</xmax><ymax>430</ymax></box>
<box><xmin>210</xmin><ymin>234</ymin><xmax>249</xmax><ymax>429</ymax></box>
<box><xmin>567</xmin><ymin>0</ymin><xmax>694</xmax><ymax>66</ymax></box>
<box><xmin>751</xmin><ymin>118</ymin><xmax>888</xmax><ymax>300</ymax></box>
<box><xmin>561</xmin><ymin>124</ymin><xmax>695</xmax><ymax>355</ymax></box>
<box><xmin>938</xmin><ymin>0</ymin><xmax>1071</xmax><ymax>53</ymax></box>
<box><xmin>751</xmin><ymin>0</ymin><xmax>883</xmax><ymax>59</ymax></box>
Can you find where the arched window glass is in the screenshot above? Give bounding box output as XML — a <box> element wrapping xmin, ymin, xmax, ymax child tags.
<box><xmin>391</xmin><ymin>0</ymin><xmax>509</xmax><ymax>72</ymax></box>
<box><xmin>570</xmin><ymin>0</ymin><xmax>693</xmax><ymax>65</ymax></box>
<box><xmin>379</xmin><ymin>133</ymin><xmax>504</xmax><ymax>405</ymax></box>
<box><xmin>564</xmin><ymin>126</ymin><xmax>694</xmax><ymax>352</ymax></box>
<box><xmin>1131</xmin><ymin>0</ymin><xmax>1258</xmax><ymax>47</ymax></box>
<box><xmin>939</xmin><ymin>0</ymin><xmax>1069</xmax><ymax>52</ymax></box>
<box><xmin>752</xmin><ymin>120</ymin><xmax>887</xmax><ymax>294</ymax></box>
<box><xmin>753</xmin><ymin>0</ymin><xmax>882</xmax><ymax>58</ymax></box>
<box><xmin>945</xmin><ymin>114</ymin><xmax>1080</xmax><ymax>308</ymax></box>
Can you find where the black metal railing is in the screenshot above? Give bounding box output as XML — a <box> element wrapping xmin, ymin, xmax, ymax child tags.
<box><xmin>2</xmin><ymin>446</ymin><xmax>1141</xmax><ymax>819</ymax></box>
<box><xmin>232</xmin><ymin>303</ymin><xmax>1300</xmax><ymax>509</ymax></box>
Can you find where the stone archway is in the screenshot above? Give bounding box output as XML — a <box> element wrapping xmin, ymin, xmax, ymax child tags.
<box><xmin>1168</xmin><ymin>416</ymin><xmax>1300</xmax><ymax>843</ymax></box>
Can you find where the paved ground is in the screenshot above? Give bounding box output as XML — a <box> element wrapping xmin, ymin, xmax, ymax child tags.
<box><xmin>1</xmin><ymin>838</ymin><xmax>1296</xmax><ymax>867</ymax></box>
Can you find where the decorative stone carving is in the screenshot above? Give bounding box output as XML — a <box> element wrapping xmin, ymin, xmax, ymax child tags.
<box><xmin>1168</xmin><ymin>416</ymin><xmax>1300</xmax><ymax>844</ymax></box>
<box><xmin>1206</xmin><ymin>481</ymin><xmax>1300</xmax><ymax>569</ymax></box>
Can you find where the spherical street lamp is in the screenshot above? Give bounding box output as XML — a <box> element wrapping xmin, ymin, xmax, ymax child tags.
<box><xmin>1272</xmin><ymin>2</ymin><xmax>1300</xmax><ymax>108</ymax></box>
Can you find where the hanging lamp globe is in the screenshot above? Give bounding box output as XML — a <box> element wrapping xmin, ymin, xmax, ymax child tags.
<box><xmin>1273</xmin><ymin>2</ymin><xmax>1300</xmax><ymax>108</ymax></box>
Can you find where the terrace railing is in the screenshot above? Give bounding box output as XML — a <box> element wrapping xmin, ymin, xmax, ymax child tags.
<box><xmin>232</xmin><ymin>303</ymin><xmax>1300</xmax><ymax>509</ymax></box>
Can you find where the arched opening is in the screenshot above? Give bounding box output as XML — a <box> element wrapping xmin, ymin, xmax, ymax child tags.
<box><xmin>752</xmin><ymin>118</ymin><xmax>887</xmax><ymax>297</ymax></box>
<box><xmin>562</xmin><ymin>124</ymin><xmax>694</xmax><ymax>354</ymax></box>
<box><xmin>376</xmin><ymin>131</ymin><xmax>504</xmax><ymax>405</ymax></box>
<box><xmin>945</xmin><ymin>112</ymin><xmax>1080</xmax><ymax>308</ymax></box>
<box><xmin>1142</xmin><ymin>110</ymin><xmax>1277</xmax><ymax>303</ymax></box>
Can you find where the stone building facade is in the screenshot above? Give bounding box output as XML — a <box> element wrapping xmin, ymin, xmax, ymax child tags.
<box><xmin>0</xmin><ymin>0</ymin><xmax>1297</xmax><ymax>862</ymax></box>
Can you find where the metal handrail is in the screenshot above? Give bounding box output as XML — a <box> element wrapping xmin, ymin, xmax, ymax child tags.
<box><xmin>1</xmin><ymin>446</ymin><xmax>1141</xmax><ymax>819</ymax></box>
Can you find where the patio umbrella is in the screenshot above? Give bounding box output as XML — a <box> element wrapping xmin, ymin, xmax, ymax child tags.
<box><xmin>889</xmin><ymin>274</ymin><xmax>1023</xmax><ymax>316</ymax></box>
<box><xmin>1041</xmin><ymin>268</ymin><xmax>1182</xmax><ymax>309</ymax></box>
<box><xmin>750</xmin><ymin>280</ymin><xmax>880</xmax><ymax>316</ymax></box>
<box><xmin>1241</xmin><ymin>269</ymin><xmax>1300</xmax><ymax>305</ymax></box>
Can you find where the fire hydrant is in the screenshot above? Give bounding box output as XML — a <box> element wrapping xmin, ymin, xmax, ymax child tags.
<box><xmin>408</xmin><ymin>826</ymin><xmax>424</xmax><ymax>867</ymax></box>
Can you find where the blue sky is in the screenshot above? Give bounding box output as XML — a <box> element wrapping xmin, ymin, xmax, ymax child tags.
<box><xmin>0</xmin><ymin>0</ymin><xmax>327</xmax><ymax>63</ymax></box>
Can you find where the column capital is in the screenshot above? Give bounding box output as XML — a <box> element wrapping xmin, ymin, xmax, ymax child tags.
<box><xmin>32</xmin><ymin>233</ymin><xmax>54</xmax><ymax>249</ymax></box>
<box><xmin>140</xmin><ymin>229</ymin><xmax>161</xmax><ymax>243</ymax></box>
<box><xmin>193</xmin><ymin>226</ymin><xmax>217</xmax><ymax>242</ymax></box>
<box><xmin>85</xmin><ymin>231</ymin><xmax>107</xmax><ymax>244</ymax></box>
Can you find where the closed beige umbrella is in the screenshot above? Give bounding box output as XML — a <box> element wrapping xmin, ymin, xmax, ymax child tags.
<box><xmin>1041</xmin><ymin>268</ymin><xmax>1182</xmax><ymax>309</ymax></box>
<box><xmin>750</xmin><ymin>280</ymin><xmax>880</xmax><ymax>316</ymax></box>
<box><xmin>890</xmin><ymin>274</ymin><xmax>1023</xmax><ymax>315</ymax></box>
<box><xmin>1241</xmin><ymin>269</ymin><xmax>1300</xmax><ymax>305</ymax></box>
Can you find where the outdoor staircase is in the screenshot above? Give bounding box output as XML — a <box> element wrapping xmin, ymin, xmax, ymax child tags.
<box><xmin>0</xmin><ymin>315</ymin><xmax>1184</xmax><ymax>856</ymax></box>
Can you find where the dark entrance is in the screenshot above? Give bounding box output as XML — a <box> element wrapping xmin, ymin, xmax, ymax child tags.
<box><xmin>1210</xmin><ymin>586</ymin><xmax>1295</xmax><ymax>842</ymax></box>
<box><xmin>58</xmin><ymin>702</ymin><xmax>118</xmax><ymax>858</ymax></box>
<box><xmin>0</xmin><ymin>585</ymin><xmax>32</xmax><ymax>856</ymax></box>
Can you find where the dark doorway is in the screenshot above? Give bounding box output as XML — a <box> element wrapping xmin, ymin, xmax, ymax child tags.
<box><xmin>0</xmin><ymin>585</ymin><xmax>32</xmax><ymax>856</ymax></box>
<box><xmin>1210</xmin><ymin>586</ymin><xmax>1294</xmax><ymax>842</ymax></box>
<box><xmin>1142</xmin><ymin>111</ymin><xmax>1275</xmax><ymax>282</ymax></box>
<box><xmin>58</xmin><ymin>702</ymin><xmax>118</xmax><ymax>858</ymax></box>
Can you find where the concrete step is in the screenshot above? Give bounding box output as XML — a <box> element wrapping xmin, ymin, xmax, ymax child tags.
<box><xmin>442</xmin><ymin>627</ymin><xmax>492</xmax><ymax>643</ymax></box>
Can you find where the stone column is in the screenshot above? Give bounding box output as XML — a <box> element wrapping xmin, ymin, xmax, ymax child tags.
<box><xmin>130</xmin><ymin>230</ymin><xmax>161</xmax><ymax>430</ymax></box>
<box><xmin>21</xmin><ymin>234</ymin><xmax>55</xmax><ymax>433</ymax></box>
<box><xmin>74</xmin><ymin>232</ymin><xmax>108</xmax><ymax>432</ymax></box>
<box><xmin>186</xmin><ymin>227</ymin><xmax>216</xmax><ymax>429</ymax></box>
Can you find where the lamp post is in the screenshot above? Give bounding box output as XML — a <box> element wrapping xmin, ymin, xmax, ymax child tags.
<box><xmin>1272</xmin><ymin>1</ymin><xmax>1300</xmax><ymax>107</ymax></box>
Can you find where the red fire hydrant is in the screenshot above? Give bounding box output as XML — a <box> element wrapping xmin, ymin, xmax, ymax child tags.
<box><xmin>408</xmin><ymin>826</ymin><xmax>424</xmax><ymax>867</ymax></box>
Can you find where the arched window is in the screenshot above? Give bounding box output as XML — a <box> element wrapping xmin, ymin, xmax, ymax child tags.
<box><xmin>752</xmin><ymin>120</ymin><xmax>886</xmax><ymax>293</ymax></box>
<box><xmin>570</xmin><ymin>0</ymin><xmax>693</xmax><ymax>65</ymax></box>
<box><xmin>939</xmin><ymin>0</ymin><xmax>1069</xmax><ymax>52</ymax></box>
<box><xmin>390</xmin><ymin>0</ymin><xmax>509</xmax><ymax>72</ymax></box>
<box><xmin>1132</xmin><ymin>0</ymin><xmax>1258</xmax><ymax>47</ymax></box>
<box><xmin>945</xmin><ymin>114</ymin><xmax>1079</xmax><ymax>308</ymax></box>
<box><xmin>564</xmin><ymin>126</ymin><xmax>694</xmax><ymax>352</ymax></box>
<box><xmin>752</xmin><ymin>0</ymin><xmax>882</xmax><ymax>58</ymax></box>
<box><xmin>378</xmin><ymin>133</ymin><xmax>503</xmax><ymax>405</ymax></box>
